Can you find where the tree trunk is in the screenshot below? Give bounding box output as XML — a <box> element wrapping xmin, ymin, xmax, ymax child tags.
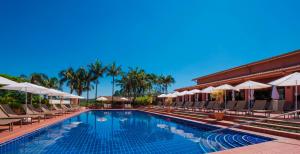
<box><xmin>112</xmin><ymin>76</ymin><xmax>115</xmax><ymax>105</ymax></box>
<box><xmin>95</xmin><ymin>80</ymin><xmax>98</xmax><ymax>101</ymax></box>
<box><xmin>87</xmin><ymin>82</ymin><xmax>90</xmax><ymax>103</ymax></box>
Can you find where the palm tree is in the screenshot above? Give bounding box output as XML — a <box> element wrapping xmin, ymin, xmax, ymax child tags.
<box><xmin>107</xmin><ymin>62</ymin><xmax>122</xmax><ymax>103</ymax></box>
<box><xmin>161</xmin><ymin>75</ymin><xmax>175</xmax><ymax>93</ymax></box>
<box><xmin>74</xmin><ymin>67</ymin><xmax>87</xmax><ymax>96</ymax></box>
<box><xmin>44</xmin><ymin>77</ymin><xmax>60</xmax><ymax>89</ymax></box>
<box><xmin>84</xmin><ymin>68</ymin><xmax>94</xmax><ymax>103</ymax></box>
<box><xmin>89</xmin><ymin>60</ymin><xmax>106</xmax><ymax>101</ymax></box>
<box><xmin>59</xmin><ymin>68</ymin><xmax>76</xmax><ymax>93</ymax></box>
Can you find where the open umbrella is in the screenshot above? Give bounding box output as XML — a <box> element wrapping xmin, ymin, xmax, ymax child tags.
<box><xmin>190</xmin><ymin>89</ymin><xmax>201</xmax><ymax>101</ymax></box>
<box><xmin>235</xmin><ymin>81</ymin><xmax>271</xmax><ymax>113</ymax></box>
<box><xmin>97</xmin><ymin>96</ymin><xmax>108</xmax><ymax>101</ymax></box>
<box><xmin>201</xmin><ymin>86</ymin><xmax>215</xmax><ymax>101</ymax></box>
<box><xmin>158</xmin><ymin>94</ymin><xmax>167</xmax><ymax>98</ymax></box>
<box><xmin>0</xmin><ymin>82</ymin><xmax>49</xmax><ymax>113</ymax></box>
<box><xmin>214</xmin><ymin>84</ymin><xmax>237</xmax><ymax>111</ymax></box>
<box><xmin>269</xmin><ymin>72</ymin><xmax>300</xmax><ymax>116</ymax></box>
<box><xmin>0</xmin><ymin>76</ymin><xmax>17</xmax><ymax>85</ymax></box>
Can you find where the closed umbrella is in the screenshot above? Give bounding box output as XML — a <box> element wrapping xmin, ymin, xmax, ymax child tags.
<box><xmin>271</xmin><ymin>86</ymin><xmax>280</xmax><ymax>100</ymax></box>
<box><xmin>269</xmin><ymin>72</ymin><xmax>300</xmax><ymax>116</ymax></box>
<box><xmin>235</xmin><ymin>81</ymin><xmax>271</xmax><ymax>113</ymax></box>
<box><xmin>214</xmin><ymin>84</ymin><xmax>237</xmax><ymax>111</ymax></box>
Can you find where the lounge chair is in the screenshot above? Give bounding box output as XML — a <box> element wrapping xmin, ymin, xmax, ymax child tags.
<box><xmin>223</xmin><ymin>101</ymin><xmax>236</xmax><ymax>113</ymax></box>
<box><xmin>212</xmin><ymin>102</ymin><xmax>223</xmax><ymax>112</ymax></box>
<box><xmin>232</xmin><ymin>101</ymin><xmax>247</xmax><ymax>115</ymax></box>
<box><xmin>192</xmin><ymin>101</ymin><xmax>200</xmax><ymax>111</ymax></box>
<box><xmin>198</xmin><ymin>101</ymin><xmax>206</xmax><ymax>111</ymax></box>
<box><xmin>103</xmin><ymin>103</ymin><xmax>111</xmax><ymax>109</ymax></box>
<box><xmin>0</xmin><ymin>104</ymin><xmax>40</xmax><ymax>123</ymax></box>
<box><xmin>181</xmin><ymin>102</ymin><xmax>190</xmax><ymax>110</ymax></box>
<box><xmin>61</xmin><ymin>104</ymin><xmax>75</xmax><ymax>112</ymax></box>
<box><xmin>124</xmin><ymin>103</ymin><xmax>132</xmax><ymax>109</ymax></box>
<box><xmin>27</xmin><ymin>104</ymin><xmax>55</xmax><ymax>118</ymax></box>
<box><xmin>251</xmin><ymin>100</ymin><xmax>272</xmax><ymax>117</ymax></box>
<box><xmin>22</xmin><ymin>105</ymin><xmax>47</xmax><ymax>119</ymax></box>
<box><xmin>185</xmin><ymin>102</ymin><xmax>194</xmax><ymax>110</ymax></box>
<box><xmin>52</xmin><ymin>104</ymin><xmax>67</xmax><ymax>114</ymax></box>
<box><xmin>204</xmin><ymin>101</ymin><xmax>215</xmax><ymax>112</ymax></box>
<box><xmin>175</xmin><ymin>101</ymin><xmax>184</xmax><ymax>109</ymax></box>
<box><xmin>0</xmin><ymin>107</ymin><xmax>22</xmax><ymax>131</ymax></box>
<box><xmin>40</xmin><ymin>104</ymin><xmax>62</xmax><ymax>116</ymax></box>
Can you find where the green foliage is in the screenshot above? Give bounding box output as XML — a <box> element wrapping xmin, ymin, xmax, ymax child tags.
<box><xmin>134</xmin><ymin>96</ymin><xmax>153</xmax><ymax>106</ymax></box>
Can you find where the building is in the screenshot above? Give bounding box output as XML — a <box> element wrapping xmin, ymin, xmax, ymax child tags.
<box><xmin>176</xmin><ymin>49</ymin><xmax>300</xmax><ymax>104</ymax></box>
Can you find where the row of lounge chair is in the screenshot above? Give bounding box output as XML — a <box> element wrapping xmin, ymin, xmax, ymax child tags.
<box><xmin>0</xmin><ymin>103</ymin><xmax>80</xmax><ymax>132</ymax></box>
<box><xmin>155</xmin><ymin>100</ymin><xmax>290</xmax><ymax>117</ymax></box>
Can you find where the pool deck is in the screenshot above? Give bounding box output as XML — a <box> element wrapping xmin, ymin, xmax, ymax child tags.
<box><xmin>1</xmin><ymin>108</ymin><xmax>300</xmax><ymax>154</ymax></box>
<box><xmin>0</xmin><ymin>109</ymin><xmax>88</xmax><ymax>144</ymax></box>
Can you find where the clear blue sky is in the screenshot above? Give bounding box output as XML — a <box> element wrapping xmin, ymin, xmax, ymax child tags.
<box><xmin>0</xmin><ymin>0</ymin><xmax>299</xmax><ymax>97</ymax></box>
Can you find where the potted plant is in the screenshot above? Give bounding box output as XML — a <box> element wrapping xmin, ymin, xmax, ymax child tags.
<box><xmin>211</xmin><ymin>90</ymin><xmax>225</xmax><ymax>120</ymax></box>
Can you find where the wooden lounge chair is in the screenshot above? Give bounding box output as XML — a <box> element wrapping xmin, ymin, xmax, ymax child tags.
<box><xmin>232</xmin><ymin>101</ymin><xmax>247</xmax><ymax>115</ymax></box>
<box><xmin>22</xmin><ymin>105</ymin><xmax>46</xmax><ymax>119</ymax></box>
<box><xmin>205</xmin><ymin>101</ymin><xmax>215</xmax><ymax>112</ymax></box>
<box><xmin>0</xmin><ymin>104</ymin><xmax>40</xmax><ymax>123</ymax></box>
<box><xmin>192</xmin><ymin>101</ymin><xmax>200</xmax><ymax>111</ymax></box>
<box><xmin>27</xmin><ymin>104</ymin><xmax>54</xmax><ymax>118</ymax></box>
<box><xmin>124</xmin><ymin>103</ymin><xmax>132</xmax><ymax>109</ymax></box>
<box><xmin>40</xmin><ymin>104</ymin><xmax>62</xmax><ymax>116</ymax></box>
<box><xmin>212</xmin><ymin>102</ymin><xmax>223</xmax><ymax>112</ymax></box>
<box><xmin>52</xmin><ymin>104</ymin><xmax>67</xmax><ymax>114</ymax></box>
<box><xmin>251</xmin><ymin>100</ymin><xmax>272</xmax><ymax>117</ymax></box>
<box><xmin>174</xmin><ymin>101</ymin><xmax>183</xmax><ymax>109</ymax></box>
<box><xmin>224</xmin><ymin>101</ymin><xmax>236</xmax><ymax>113</ymax></box>
<box><xmin>0</xmin><ymin>107</ymin><xmax>22</xmax><ymax>131</ymax></box>
<box><xmin>186</xmin><ymin>102</ymin><xmax>194</xmax><ymax>110</ymax></box>
<box><xmin>103</xmin><ymin>103</ymin><xmax>111</xmax><ymax>109</ymax></box>
<box><xmin>198</xmin><ymin>101</ymin><xmax>206</xmax><ymax>111</ymax></box>
<box><xmin>61</xmin><ymin>104</ymin><xmax>75</xmax><ymax>112</ymax></box>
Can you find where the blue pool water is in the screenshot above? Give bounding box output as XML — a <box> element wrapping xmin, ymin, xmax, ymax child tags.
<box><xmin>0</xmin><ymin>110</ymin><xmax>272</xmax><ymax>154</ymax></box>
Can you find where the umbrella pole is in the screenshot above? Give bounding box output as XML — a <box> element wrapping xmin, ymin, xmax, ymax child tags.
<box><xmin>25</xmin><ymin>87</ymin><xmax>28</xmax><ymax>114</ymax></box>
<box><xmin>224</xmin><ymin>90</ymin><xmax>227</xmax><ymax>112</ymax></box>
<box><xmin>296</xmin><ymin>83</ymin><xmax>298</xmax><ymax>117</ymax></box>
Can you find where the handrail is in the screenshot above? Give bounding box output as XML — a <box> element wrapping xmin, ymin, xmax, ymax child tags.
<box><xmin>207</xmin><ymin>110</ymin><xmax>300</xmax><ymax>134</ymax></box>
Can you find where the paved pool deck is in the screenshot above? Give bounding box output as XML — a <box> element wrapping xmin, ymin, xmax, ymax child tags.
<box><xmin>0</xmin><ymin>109</ymin><xmax>87</xmax><ymax>144</ymax></box>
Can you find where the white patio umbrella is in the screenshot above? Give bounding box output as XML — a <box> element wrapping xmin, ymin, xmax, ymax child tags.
<box><xmin>214</xmin><ymin>84</ymin><xmax>237</xmax><ymax>110</ymax></box>
<box><xmin>121</xmin><ymin>97</ymin><xmax>128</xmax><ymax>101</ymax></box>
<box><xmin>166</xmin><ymin>93</ymin><xmax>178</xmax><ymax>98</ymax></box>
<box><xmin>0</xmin><ymin>76</ymin><xmax>17</xmax><ymax>85</ymax></box>
<box><xmin>190</xmin><ymin>89</ymin><xmax>201</xmax><ymax>101</ymax></box>
<box><xmin>65</xmin><ymin>94</ymin><xmax>85</xmax><ymax>99</ymax></box>
<box><xmin>235</xmin><ymin>80</ymin><xmax>271</xmax><ymax>113</ymax></box>
<box><xmin>97</xmin><ymin>96</ymin><xmax>108</xmax><ymax>101</ymax></box>
<box><xmin>201</xmin><ymin>86</ymin><xmax>215</xmax><ymax>101</ymax></box>
<box><xmin>269</xmin><ymin>72</ymin><xmax>300</xmax><ymax>116</ymax></box>
<box><xmin>177</xmin><ymin>91</ymin><xmax>189</xmax><ymax>102</ymax></box>
<box><xmin>158</xmin><ymin>94</ymin><xmax>167</xmax><ymax>98</ymax></box>
<box><xmin>0</xmin><ymin>82</ymin><xmax>49</xmax><ymax>113</ymax></box>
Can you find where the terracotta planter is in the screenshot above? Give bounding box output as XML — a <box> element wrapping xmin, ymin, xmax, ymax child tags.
<box><xmin>213</xmin><ymin>112</ymin><xmax>225</xmax><ymax>121</ymax></box>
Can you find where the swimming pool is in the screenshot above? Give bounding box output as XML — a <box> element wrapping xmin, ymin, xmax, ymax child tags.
<box><xmin>0</xmin><ymin>110</ymin><xmax>272</xmax><ymax>154</ymax></box>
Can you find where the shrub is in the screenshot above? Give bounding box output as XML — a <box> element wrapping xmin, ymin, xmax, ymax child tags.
<box><xmin>134</xmin><ymin>96</ymin><xmax>152</xmax><ymax>106</ymax></box>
